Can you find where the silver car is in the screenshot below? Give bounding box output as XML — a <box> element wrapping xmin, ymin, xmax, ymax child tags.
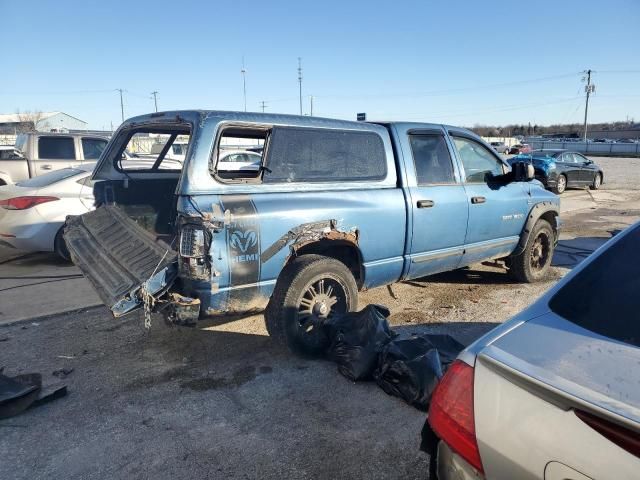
<box><xmin>423</xmin><ymin>221</ymin><xmax>640</xmax><ymax>479</ymax></box>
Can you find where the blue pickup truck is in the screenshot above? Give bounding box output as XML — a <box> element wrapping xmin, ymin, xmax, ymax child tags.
<box><xmin>64</xmin><ymin>111</ymin><xmax>559</xmax><ymax>353</ymax></box>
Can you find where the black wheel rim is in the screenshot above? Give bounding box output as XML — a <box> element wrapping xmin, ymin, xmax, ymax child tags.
<box><xmin>530</xmin><ymin>231</ymin><xmax>551</xmax><ymax>271</ymax></box>
<box><xmin>295</xmin><ymin>275</ymin><xmax>348</xmax><ymax>344</ymax></box>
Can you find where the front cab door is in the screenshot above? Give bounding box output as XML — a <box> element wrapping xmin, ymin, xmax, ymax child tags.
<box><xmin>449</xmin><ymin>132</ymin><xmax>529</xmax><ymax>266</ymax></box>
<box><xmin>401</xmin><ymin>128</ymin><xmax>469</xmax><ymax>279</ymax></box>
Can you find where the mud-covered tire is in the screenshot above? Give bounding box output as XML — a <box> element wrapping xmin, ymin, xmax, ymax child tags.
<box><xmin>508</xmin><ymin>219</ymin><xmax>554</xmax><ymax>283</ymax></box>
<box><xmin>54</xmin><ymin>228</ymin><xmax>71</xmax><ymax>262</ymax></box>
<box><xmin>552</xmin><ymin>174</ymin><xmax>567</xmax><ymax>194</ymax></box>
<box><xmin>265</xmin><ymin>254</ymin><xmax>358</xmax><ymax>356</ymax></box>
<box><xmin>590</xmin><ymin>172</ymin><xmax>602</xmax><ymax>190</ymax></box>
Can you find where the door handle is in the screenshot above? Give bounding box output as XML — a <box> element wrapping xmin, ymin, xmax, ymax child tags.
<box><xmin>417</xmin><ymin>199</ymin><xmax>435</xmax><ymax>208</ymax></box>
<box><xmin>471</xmin><ymin>196</ymin><xmax>486</xmax><ymax>204</ymax></box>
<box><xmin>41</xmin><ymin>164</ymin><xmax>53</xmax><ymax>170</ymax></box>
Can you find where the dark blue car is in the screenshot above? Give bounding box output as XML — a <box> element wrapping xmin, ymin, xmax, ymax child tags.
<box><xmin>508</xmin><ymin>149</ymin><xmax>603</xmax><ymax>194</ymax></box>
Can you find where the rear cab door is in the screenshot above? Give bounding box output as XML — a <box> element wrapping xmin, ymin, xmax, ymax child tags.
<box><xmin>448</xmin><ymin>129</ymin><xmax>529</xmax><ymax>265</ymax></box>
<box><xmin>574</xmin><ymin>152</ymin><xmax>598</xmax><ymax>184</ymax></box>
<box><xmin>390</xmin><ymin>123</ymin><xmax>469</xmax><ymax>278</ymax></box>
<box><xmin>33</xmin><ymin>135</ymin><xmax>78</xmax><ymax>175</ymax></box>
<box><xmin>556</xmin><ymin>152</ymin><xmax>581</xmax><ymax>186</ymax></box>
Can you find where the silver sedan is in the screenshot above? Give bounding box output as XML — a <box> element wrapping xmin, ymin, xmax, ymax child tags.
<box><xmin>423</xmin><ymin>221</ymin><xmax>640</xmax><ymax>479</ymax></box>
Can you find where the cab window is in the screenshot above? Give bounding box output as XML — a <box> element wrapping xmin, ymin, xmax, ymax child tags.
<box><xmin>82</xmin><ymin>138</ymin><xmax>107</xmax><ymax>160</ymax></box>
<box><xmin>409</xmin><ymin>134</ymin><xmax>456</xmax><ymax>185</ymax></box>
<box><xmin>452</xmin><ymin>136</ymin><xmax>505</xmax><ymax>183</ymax></box>
<box><xmin>38</xmin><ymin>136</ymin><xmax>75</xmax><ymax>159</ymax></box>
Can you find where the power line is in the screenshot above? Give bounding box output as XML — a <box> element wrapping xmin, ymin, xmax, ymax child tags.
<box><xmin>151</xmin><ymin>91</ymin><xmax>159</xmax><ymax>112</ymax></box>
<box><xmin>259</xmin><ymin>100</ymin><xmax>268</xmax><ymax>112</ymax></box>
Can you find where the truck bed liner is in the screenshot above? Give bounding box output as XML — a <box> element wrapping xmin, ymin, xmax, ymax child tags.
<box><xmin>64</xmin><ymin>205</ymin><xmax>177</xmax><ymax>314</ymax></box>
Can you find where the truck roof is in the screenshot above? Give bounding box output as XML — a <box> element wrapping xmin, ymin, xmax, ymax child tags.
<box><xmin>122</xmin><ymin>110</ymin><xmax>458</xmax><ymax>136</ymax></box>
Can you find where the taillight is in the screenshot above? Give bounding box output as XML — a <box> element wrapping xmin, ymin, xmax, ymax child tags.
<box><xmin>428</xmin><ymin>360</ymin><xmax>484</xmax><ymax>473</ymax></box>
<box><xmin>575</xmin><ymin>409</ymin><xmax>640</xmax><ymax>459</ymax></box>
<box><xmin>0</xmin><ymin>196</ymin><xmax>59</xmax><ymax>210</ymax></box>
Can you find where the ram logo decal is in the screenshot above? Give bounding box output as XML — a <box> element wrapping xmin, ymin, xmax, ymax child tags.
<box><xmin>230</xmin><ymin>229</ymin><xmax>258</xmax><ymax>253</ymax></box>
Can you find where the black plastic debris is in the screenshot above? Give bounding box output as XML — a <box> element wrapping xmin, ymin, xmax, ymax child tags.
<box><xmin>0</xmin><ymin>372</ymin><xmax>68</xmax><ymax>419</ymax></box>
<box><xmin>325</xmin><ymin>305</ymin><xmax>396</xmax><ymax>381</ymax></box>
<box><xmin>374</xmin><ymin>334</ymin><xmax>464</xmax><ymax>411</ymax></box>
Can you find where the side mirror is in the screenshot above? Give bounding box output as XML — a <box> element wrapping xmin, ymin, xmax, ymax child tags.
<box><xmin>511</xmin><ymin>161</ymin><xmax>534</xmax><ymax>182</ymax></box>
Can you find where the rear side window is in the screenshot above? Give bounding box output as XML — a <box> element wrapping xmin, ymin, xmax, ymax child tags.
<box><xmin>263</xmin><ymin>127</ymin><xmax>386</xmax><ymax>183</ymax></box>
<box><xmin>82</xmin><ymin>138</ymin><xmax>107</xmax><ymax>160</ymax></box>
<box><xmin>38</xmin><ymin>137</ymin><xmax>75</xmax><ymax>159</ymax></box>
<box><xmin>409</xmin><ymin>134</ymin><xmax>456</xmax><ymax>185</ymax></box>
<box><xmin>549</xmin><ymin>225</ymin><xmax>640</xmax><ymax>347</ymax></box>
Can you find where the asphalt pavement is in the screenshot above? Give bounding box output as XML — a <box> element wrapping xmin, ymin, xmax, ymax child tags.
<box><xmin>0</xmin><ymin>156</ymin><xmax>639</xmax><ymax>479</ymax></box>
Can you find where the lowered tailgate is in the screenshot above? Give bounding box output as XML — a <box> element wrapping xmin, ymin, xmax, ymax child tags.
<box><xmin>64</xmin><ymin>205</ymin><xmax>178</xmax><ymax>317</ymax></box>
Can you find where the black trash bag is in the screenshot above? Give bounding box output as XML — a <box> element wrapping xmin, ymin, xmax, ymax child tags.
<box><xmin>374</xmin><ymin>334</ymin><xmax>464</xmax><ymax>411</ymax></box>
<box><xmin>325</xmin><ymin>304</ymin><xmax>396</xmax><ymax>381</ymax></box>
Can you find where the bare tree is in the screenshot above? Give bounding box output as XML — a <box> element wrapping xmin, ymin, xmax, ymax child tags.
<box><xmin>15</xmin><ymin>110</ymin><xmax>45</xmax><ymax>133</ymax></box>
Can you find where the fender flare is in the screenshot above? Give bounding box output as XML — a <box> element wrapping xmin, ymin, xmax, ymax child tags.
<box><xmin>0</xmin><ymin>172</ymin><xmax>12</xmax><ymax>185</ymax></box>
<box><xmin>511</xmin><ymin>201</ymin><xmax>559</xmax><ymax>256</ymax></box>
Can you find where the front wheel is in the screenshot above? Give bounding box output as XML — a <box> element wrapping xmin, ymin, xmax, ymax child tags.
<box><xmin>265</xmin><ymin>254</ymin><xmax>358</xmax><ymax>356</ymax></box>
<box><xmin>590</xmin><ymin>172</ymin><xmax>602</xmax><ymax>190</ymax></box>
<box><xmin>508</xmin><ymin>219</ymin><xmax>555</xmax><ymax>283</ymax></box>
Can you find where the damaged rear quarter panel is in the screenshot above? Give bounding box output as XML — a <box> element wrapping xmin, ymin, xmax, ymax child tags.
<box><xmin>176</xmin><ymin>188</ymin><xmax>406</xmax><ymax>315</ymax></box>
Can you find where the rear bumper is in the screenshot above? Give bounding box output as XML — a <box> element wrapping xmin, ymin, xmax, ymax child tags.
<box><xmin>0</xmin><ymin>213</ymin><xmax>59</xmax><ymax>252</ymax></box>
<box><xmin>437</xmin><ymin>442</ymin><xmax>485</xmax><ymax>480</ymax></box>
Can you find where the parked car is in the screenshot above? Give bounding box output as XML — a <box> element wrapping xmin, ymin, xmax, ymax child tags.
<box><xmin>489</xmin><ymin>142</ymin><xmax>509</xmax><ymax>154</ymax></box>
<box><xmin>217</xmin><ymin>150</ymin><xmax>262</xmax><ymax>172</ymax></box>
<box><xmin>0</xmin><ymin>163</ymin><xmax>96</xmax><ymax>259</ymax></box>
<box><xmin>150</xmin><ymin>140</ymin><xmax>189</xmax><ymax>162</ymax></box>
<box><xmin>0</xmin><ymin>145</ymin><xmax>23</xmax><ymax>160</ymax></box>
<box><xmin>508</xmin><ymin>149</ymin><xmax>603</xmax><ymax>194</ymax></box>
<box><xmin>64</xmin><ymin>110</ymin><xmax>559</xmax><ymax>354</ymax></box>
<box><xmin>508</xmin><ymin>143</ymin><xmax>532</xmax><ymax>154</ymax></box>
<box><xmin>423</xmin><ymin>220</ymin><xmax>640</xmax><ymax>480</ymax></box>
<box><xmin>0</xmin><ymin>132</ymin><xmax>109</xmax><ymax>185</ymax></box>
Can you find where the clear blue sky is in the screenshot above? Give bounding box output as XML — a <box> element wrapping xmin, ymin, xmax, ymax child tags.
<box><xmin>2</xmin><ymin>0</ymin><xmax>639</xmax><ymax>129</ymax></box>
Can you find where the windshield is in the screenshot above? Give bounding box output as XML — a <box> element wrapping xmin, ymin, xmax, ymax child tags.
<box><xmin>549</xmin><ymin>224</ymin><xmax>640</xmax><ymax>347</ymax></box>
<box><xmin>16</xmin><ymin>167</ymin><xmax>87</xmax><ymax>188</ymax></box>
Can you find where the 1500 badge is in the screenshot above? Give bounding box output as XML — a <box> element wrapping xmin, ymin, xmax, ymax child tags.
<box><xmin>502</xmin><ymin>213</ymin><xmax>525</xmax><ymax>221</ymax></box>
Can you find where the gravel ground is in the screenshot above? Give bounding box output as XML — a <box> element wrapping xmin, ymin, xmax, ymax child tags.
<box><xmin>0</xmin><ymin>156</ymin><xmax>639</xmax><ymax>479</ymax></box>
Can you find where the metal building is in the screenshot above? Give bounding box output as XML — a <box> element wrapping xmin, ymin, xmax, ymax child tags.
<box><xmin>0</xmin><ymin>111</ymin><xmax>87</xmax><ymax>134</ymax></box>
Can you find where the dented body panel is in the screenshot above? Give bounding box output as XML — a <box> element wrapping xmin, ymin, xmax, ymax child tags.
<box><xmin>64</xmin><ymin>110</ymin><xmax>560</xmax><ymax>323</ymax></box>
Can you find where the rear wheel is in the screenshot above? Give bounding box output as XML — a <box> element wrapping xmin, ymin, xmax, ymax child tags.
<box><xmin>553</xmin><ymin>174</ymin><xmax>567</xmax><ymax>194</ymax></box>
<box><xmin>508</xmin><ymin>219</ymin><xmax>554</xmax><ymax>283</ymax></box>
<box><xmin>54</xmin><ymin>228</ymin><xmax>71</xmax><ymax>261</ymax></box>
<box><xmin>590</xmin><ymin>172</ymin><xmax>602</xmax><ymax>190</ymax></box>
<box><xmin>265</xmin><ymin>254</ymin><xmax>358</xmax><ymax>356</ymax></box>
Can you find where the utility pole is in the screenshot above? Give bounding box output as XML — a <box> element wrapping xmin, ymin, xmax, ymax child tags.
<box><xmin>297</xmin><ymin>57</ymin><xmax>303</xmax><ymax>115</ymax></box>
<box><xmin>583</xmin><ymin>69</ymin><xmax>595</xmax><ymax>142</ymax></box>
<box><xmin>310</xmin><ymin>95</ymin><xmax>313</xmax><ymax>116</ymax></box>
<box><xmin>241</xmin><ymin>57</ymin><xmax>247</xmax><ymax>112</ymax></box>
<box><xmin>116</xmin><ymin>88</ymin><xmax>125</xmax><ymax>123</ymax></box>
<box><xmin>151</xmin><ymin>91</ymin><xmax>159</xmax><ymax>112</ymax></box>
<box><xmin>260</xmin><ymin>100</ymin><xmax>267</xmax><ymax>113</ymax></box>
